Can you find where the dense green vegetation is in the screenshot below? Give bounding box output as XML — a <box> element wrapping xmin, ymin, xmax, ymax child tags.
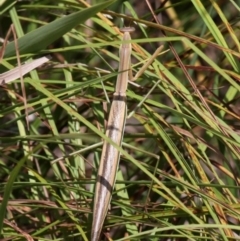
<box><xmin>0</xmin><ymin>0</ymin><xmax>240</xmax><ymax>240</ymax></box>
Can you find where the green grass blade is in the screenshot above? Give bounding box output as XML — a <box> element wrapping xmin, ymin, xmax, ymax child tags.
<box><xmin>4</xmin><ymin>0</ymin><xmax>115</xmax><ymax>57</ymax></box>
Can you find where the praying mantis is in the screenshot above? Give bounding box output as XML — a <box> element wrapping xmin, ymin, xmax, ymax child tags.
<box><xmin>91</xmin><ymin>27</ymin><xmax>134</xmax><ymax>241</ymax></box>
<box><xmin>91</xmin><ymin>27</ymin><xmax>163</xmax><ymax>241</ymax></box>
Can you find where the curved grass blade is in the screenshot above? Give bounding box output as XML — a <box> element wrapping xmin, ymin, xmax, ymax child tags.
<box><xmin>4</xmin><ymin>0</ymin><xmax>115</xmax><ymax>57</ymax></box>
<box><xmin>0</xmin><ymin>56</ymin><xmax>51</xmax><ymax>84</ymax></box>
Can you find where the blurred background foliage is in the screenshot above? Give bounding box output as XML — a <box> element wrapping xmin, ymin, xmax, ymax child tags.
<box><xmin>0</xmin><ymin>0</ymin><xmax>240</xmax><ymax>240</ymax></box>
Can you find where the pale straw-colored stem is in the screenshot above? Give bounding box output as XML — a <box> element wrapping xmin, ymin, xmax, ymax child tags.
<box><xmin>91</xmin><ymin>27</ymin><xmax>134</xmax><ymax>241</ymax></box>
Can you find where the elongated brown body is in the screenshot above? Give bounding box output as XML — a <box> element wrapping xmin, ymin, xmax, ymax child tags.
<box><xmin>91</xmin><ymin>27</ymin><xmax>134</xmax><ymax>241</ymax></box>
